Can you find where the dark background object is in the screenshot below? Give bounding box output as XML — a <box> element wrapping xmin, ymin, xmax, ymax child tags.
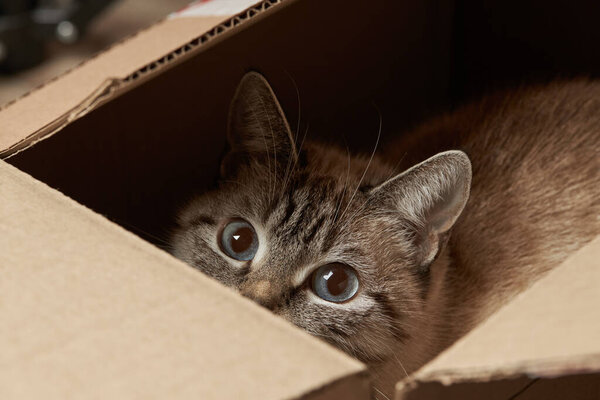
<box><xmin>0</xmin><ymin>0</ymin><xmax>115</xmax><ymax>72</ymax></box>
<box><xmin>5</xmin><ymin>0</ymin><xmax>600</xmax><ymax>245</ymax></box>
<box><xmin>451</xmin><ymin>0</ymin><xmax>600</xmax><ymax>99</ymax></box>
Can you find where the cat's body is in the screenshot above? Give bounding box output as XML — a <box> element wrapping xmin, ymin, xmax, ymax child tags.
<box><xmin>373</xmin><ymin>80</ymin><xmax>600</xmax><ymax>392</ymax></box>
<box><xmin>171</xmin><ymin>75</ymin><xmax>599</xmax><ymax>398</ymax></box>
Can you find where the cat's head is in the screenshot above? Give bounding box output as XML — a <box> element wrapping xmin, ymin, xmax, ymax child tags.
<box><xmin>171</xmin><ymin>72</ymin><xmax>471</xmax><ymax>367</ymax></box>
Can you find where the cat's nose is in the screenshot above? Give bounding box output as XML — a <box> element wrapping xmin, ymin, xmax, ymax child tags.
<box><xmin>239</xmin><ymin>280</ymin><xmax>279</xmax><ymax>311</ymax></box>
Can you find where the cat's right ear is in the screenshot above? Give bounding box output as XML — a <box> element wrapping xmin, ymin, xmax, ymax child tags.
<box><xmin>222</xmin><ymin>72</ymin><xmax>298</xmax><ymax>177</ymax></box>
<box><xmin>369</xmin><ymin>151</ymin><xmax>472</xmax><ymax>269</ymax></box>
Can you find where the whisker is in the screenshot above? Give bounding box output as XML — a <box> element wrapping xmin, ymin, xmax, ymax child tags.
<box><xmin>296</xmin><ymin>122</ymin><xmax>310</xmax><ymax>162</ymax></box>
<box><xmin>394</xmin><ymin>352</ymin><xmax>410</xmax><ymax>379</ymax></box>
<box><xmin>384</xmin><ymin>151</ymin><xmax>408</xmax><ymax>183</ymax></box>
<box><xmin>280</xmin><ymin>75</ymin><xmax>303</xmax><ymax>198</ymax></box>
<box><xmin>373</xmin><ymin>387</ymin><xmax>391</xmax><ymax>400</ymax></box>
<box><xmin>338</xmin><ymin>102</ymin><xmax>383</xmax><ymax>222</ymax></box>
<box><xmin>381</xmin><ymin>341</ymin><xmax>410</xmax><ymax>380</ymax></box>
<box><xmin>283</xmin><ymin>68</ymin><xmax>302</xmax><ymax>144</ymax></box>
<box><xmin>280</xmin><ymin>146</ymin><xmax>295</xmax><ymax>198</ymax></box>
<box><xmin>282</xmin><ymin>122</ymin><xmax>310</xmax><ymax>194</ymax></box>
<box><xmin>332</xmin><ymin>136</ymin><xmax>352</xmax><ymax>224</ymax></box>
<box><xmin>256</xmin><ymin>94</ymin><xmax>278</xmax><ymax>202</ymax></box>
<box><xmin>339</xmin><ymin>196</ymin><xmax>369</xmax><ymax>232</ymax></box>
<box><xmin>246</xmin><ymin>97</ymin><xmax>273</xmax><ymax>201</ymax></box>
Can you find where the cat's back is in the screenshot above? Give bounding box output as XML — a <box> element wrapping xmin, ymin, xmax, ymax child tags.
<box><xmin>389</xmin><ymin>79</ymin><xmax>600</xmax><ymax>174</ymax></box>
<box><xmin>387</xmin><ymin>79</ymin><xmax>600</xmax><ymax>322</ymax></box>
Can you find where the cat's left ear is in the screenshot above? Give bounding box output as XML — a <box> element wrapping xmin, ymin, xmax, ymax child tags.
<box><xmin>369</xmin><ymin>151</ymin><xmax>472</xmax><ymax>268</ymax></box>
<box><xmin>222</xmin><ymin>71</ymin><xmax>298</xmax><ymax>177</ymax></box>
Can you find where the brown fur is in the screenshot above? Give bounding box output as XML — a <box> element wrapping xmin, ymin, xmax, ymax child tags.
<box><xmin>171</xmin><ymin>74</ymin><xmax>600</xmax><ymax>399</ymax></box>
<box><xmin>390</xmin><ymin>79</ymin><xmax>600</xmax><ymax>327</ymax></box>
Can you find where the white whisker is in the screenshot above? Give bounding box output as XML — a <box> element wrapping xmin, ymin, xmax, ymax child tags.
<box><xmin>246</xmin><ymin>97</ymin><xmax>273</xmax><ymax>201</ymax></box>
<box><xmin>338</xmin><ymin>103</ymin><xmax>383</xmax><ymax>222</ymax></box>
<box><xmin>332</xmin><ymin>139</ymin><xmax>352</xmax><ymax>224</ymax></box>
<box><xmin>384</xmin><ymin>151</ymin><xmax>408</xmax><ymax>183</ymax></box>
<box><xmin>373</xmin><ymin>387</ymin><xmax>391</xmax><ymax>400</ymax></box>
<box><xmin>280</xmin><ymin>76</ymin><xmax>303</xmax><ymax>198</ymax></box>
<box><xmin>281</xmin><ymin>123</ymin><xmax>310</xmax><ymax>196</ymax></box>
<box><xmin>394</xmin><ymin>352</ymin><xmax>409</xmax><ymax>379</ymax></box>
<box><xmin>256</xmin><ymin>93</ymin><xmax>277</xmax><ymax>202</ymax></box>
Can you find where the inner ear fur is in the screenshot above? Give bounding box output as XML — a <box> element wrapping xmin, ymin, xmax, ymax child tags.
<box><xmin>222</xmin><ymin>72</ymin><xmax>298</xmax><ymax>177</ymax></box>
<box><xmin>370</xmin><ymin>150</ymin><xmax>472</xmax><ymax>268</ymax></box>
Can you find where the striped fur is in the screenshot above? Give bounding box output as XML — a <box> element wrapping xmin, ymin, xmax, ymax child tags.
<box><xmin>172</xmin><ymin>73</ymin><xmax>600</xmax><ymax>398</ymax></box>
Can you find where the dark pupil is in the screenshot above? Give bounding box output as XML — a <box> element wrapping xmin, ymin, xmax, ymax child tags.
<box><xmin>325</xmin><ymin>264</ymin><xmax>349</xmax><ymax>296</ymax></box>
<box><xmin>230</xmin><ymin>226</ymin><xmax>253</xmax><ymax>253</ymax></box>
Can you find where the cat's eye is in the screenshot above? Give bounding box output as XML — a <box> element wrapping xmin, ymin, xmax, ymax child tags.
<box><xmin>219</xmin><ymin>219</ymin><xmax>259</xmax><ymax>261</ymax></box>
<box><xmin>311</xmin><ymin>263</ymin><xmax>359</xmax><ymax>303</ymax></box>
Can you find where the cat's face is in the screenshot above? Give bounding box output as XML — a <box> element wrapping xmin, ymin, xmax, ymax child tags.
<box><xmin>171</xmin><ymin>72</ymin><xmax>471</xmax><ymax>368</ymax></box>
<box><xmin>172</xmin><ymin>142</ymin><xmax>421</xmax><ymax>363</ymax></box>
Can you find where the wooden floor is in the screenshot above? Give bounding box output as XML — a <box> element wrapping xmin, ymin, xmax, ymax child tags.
<box><xmin>0</xmin><ymin>0</ymin><xmax>191</xmax><ymax>107</ymax></box>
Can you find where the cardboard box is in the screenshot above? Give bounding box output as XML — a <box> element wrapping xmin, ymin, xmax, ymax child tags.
<box><xmin>0</xmin><ymin>0</ymin><xmax>598</xmax><ymax>398</ymax></box>
<box><xmin>396</xmin><ymin>237</ymin><xmax>600</xmax><ymax>400</ymax></box>
<box><xmin>0</xmin><ymin>160</ymin><xmax>367</xmax><ymax>399</ymax></box>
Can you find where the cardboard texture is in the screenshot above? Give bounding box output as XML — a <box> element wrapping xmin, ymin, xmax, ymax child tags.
<box><xmin>0</xmin><ymin>0</ymin><xmax>288</xmax><ymax>157</ymax></box>
<box><xmin>0</xmin><ymin>16</ymin><xmax>220</xmax><ymax>154</ymax></box>
<box><xmin>0</xmin><ymin>160</ymin><xmax>368</xmax><ymax>399</ymax></box>
<box><xmin>396</xmin><ymin>237</ymin><xmax>600</xmax><ymax>400</ymax></box>
<box><xmin>0</xmin><ymin>0</ymin><xmax>454</xmax><ymax>158</ymax></box>
<box><xmin>1</xmin><ymin>0</ymin><xmax>599</xmax><ymax>398</ymax></box>
<box><xmin>2</xmin><ymin>0</ymin><xmax>454</xmax><ymax>249</ymax></box>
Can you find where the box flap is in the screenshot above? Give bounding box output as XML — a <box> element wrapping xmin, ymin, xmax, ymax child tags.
<box><xmin>0</xmin><ymin>0</ymin><xmax>287</xmax><ymax>158</ymax></box>
<box><xmin>396</xmin><ymin>236</ymin><xmax>600</xmax><ymax>399</ymax></box>
<box><xmin>0</xmin><ymin>160</ymin><xmax>368</xmax><ymax>399</ymax></box>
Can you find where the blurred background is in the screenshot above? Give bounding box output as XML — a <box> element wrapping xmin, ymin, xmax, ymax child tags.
<box><xmin>0</xmin><ymin>0</ymin><xmax>190</xmax><ymax>106</ymax></box>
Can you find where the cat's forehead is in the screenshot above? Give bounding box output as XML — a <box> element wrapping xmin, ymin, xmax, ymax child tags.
<box><xmin>265</xmin><ymin>175</ymin><xmax>339</xmax><ymax>232</ymax></box>
<box><xmin>258</xmin><ymin>173</ymin><xmax>368</xmax><ymax>254</ymax></box>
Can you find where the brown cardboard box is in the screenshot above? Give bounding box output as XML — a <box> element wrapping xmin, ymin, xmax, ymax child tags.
<box><xmin>0</xmin><ymin>1</ymin><xmax>598</xmax><ymax>399</ymax></box>
<box><xmin>396</xmin><ymin>237</ymin><xmax>600</xmax><ymax>400</ymax></box>
<box><xmin>0</xmin><ymin>160</ymin><xmax>368</xmax><ymax>399</ymax></box>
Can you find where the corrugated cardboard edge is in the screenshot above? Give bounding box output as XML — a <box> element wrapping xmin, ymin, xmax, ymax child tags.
<box><xmin>0</xmin><ymin>78</ymin><xmax>122</xmax><ymax>157</ymax></box>
<box><xmin>0</xmin><ymin>0</ymin><xmax>292</xmax><ymax>159</ymax></box>
<box><xmin>0</xmin><ymin>12</ymin><xmax>168</xmax><ymax>114</ymax></box>
<box><xmin>395</xmin><ymin>236</ymin><xmax>600</xmax><ymax>399</ymax></box>
<box><xmin>396</xmin><ymin>353</ymin><xmax>600</xmax><ymax>398</ymax></box>
<box><xmin>0</xmin><ymin>159</ymin><xmax>369</xmax><ymax>399</ymax></box>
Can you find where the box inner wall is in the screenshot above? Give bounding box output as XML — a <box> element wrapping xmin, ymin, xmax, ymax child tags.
<box><xmin>6</xmin><ymin>0</ymin><xmax>600</xmax><ymax>245</ymax></box>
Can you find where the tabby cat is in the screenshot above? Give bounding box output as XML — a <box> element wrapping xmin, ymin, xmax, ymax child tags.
<box><xmin>171</xmin><ymin>72</ymin><xmax>599</xmax><ymax>397</ymax></box>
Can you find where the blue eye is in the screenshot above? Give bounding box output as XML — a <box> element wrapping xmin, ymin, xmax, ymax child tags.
<box><xmin>219</xmin><ymin>219</ymin><xmax>259</xmax><ymax>261</ymax></box>
<box><xmin>311</xmin><ymin>263</ymin><xmax>359</xmax><ymax>303</ymax></box>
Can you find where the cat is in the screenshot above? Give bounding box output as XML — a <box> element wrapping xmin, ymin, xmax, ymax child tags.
<box><xmin>170</xmin><ymin>72</ymin><xmax>600</xmax><ymax>398</ymax></box>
